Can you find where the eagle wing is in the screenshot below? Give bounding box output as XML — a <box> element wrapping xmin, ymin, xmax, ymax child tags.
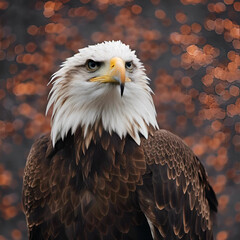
<box><xmin>139</xmin><ymin>129</ymin><xmax>218</xmax><ymax>240</ymax></box>
<box><xmin>22</xmin><ymin>135</ymin><xmax>78</xmax><ymax>239</ymax></box>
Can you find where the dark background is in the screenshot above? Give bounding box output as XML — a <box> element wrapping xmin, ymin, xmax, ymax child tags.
<box><xmin>0</xmin><ymin>0</ymin><xmax>240</xmax><ymax>239</ymax></box>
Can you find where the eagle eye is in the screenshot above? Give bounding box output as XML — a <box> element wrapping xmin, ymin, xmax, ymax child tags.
<box><xmin>125</xmin><ymin>61</ymin><xmax>134</xmax><ymax>71</ymax></box>
<box><xmin>86</xmin><ymin>60</ymin><xmax>101</xmax><ymax>72</ymax></box>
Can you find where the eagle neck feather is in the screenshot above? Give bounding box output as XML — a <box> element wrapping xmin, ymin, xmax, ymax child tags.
<box><xmin>47</xmin><ymin>74</ymin><xmax>158</xmax><ymax>147</ymax></box>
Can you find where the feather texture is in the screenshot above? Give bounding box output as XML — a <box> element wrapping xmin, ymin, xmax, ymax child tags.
<box><xmin>23</xmin><ymin>129</ymin><xmax>217</xmax><ymax>240</ymax></box>
<box><xmin>139</xmin><ymin>130</ymin><xmax>218</xmax><ymax>240</ymax></box>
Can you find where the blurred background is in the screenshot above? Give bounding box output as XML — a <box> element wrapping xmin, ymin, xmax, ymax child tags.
<box><xmin>0</xmin><ymin>0</ymin><xmax>240</xmax><ymax>239</ymax></box>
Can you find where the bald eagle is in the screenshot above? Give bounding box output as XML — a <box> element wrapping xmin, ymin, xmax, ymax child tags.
<box><xmin>23</xmin><ymin>41</ymin><xmax>217</xmax><ymax>240</ymax></box>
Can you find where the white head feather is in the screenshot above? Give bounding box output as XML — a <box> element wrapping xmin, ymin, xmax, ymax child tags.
<box><xmin>46</xmin><ymin>41</ymin><xmax>158</xmax><ymax>147</ymax></box>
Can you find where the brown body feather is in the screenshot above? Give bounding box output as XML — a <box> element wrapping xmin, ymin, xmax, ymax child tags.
<box><xmin>22</xmin><ymin>129</ymin><xmax>217</xmax><ymax>240</ymax></box>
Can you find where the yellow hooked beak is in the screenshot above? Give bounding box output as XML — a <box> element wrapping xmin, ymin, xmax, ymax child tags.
<box><xmin>89</xmin><ymin>57</ymin><xmax>131</xmax><ymax>96</ymax></box>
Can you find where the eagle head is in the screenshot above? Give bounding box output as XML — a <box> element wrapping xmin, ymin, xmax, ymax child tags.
<box><xmin>47</xmin><ymin>41</ymin><xmax>158</xmax><ymax>147</ymax></box>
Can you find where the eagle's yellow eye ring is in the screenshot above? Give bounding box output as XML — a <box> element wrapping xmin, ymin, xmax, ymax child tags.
<box><xmin>125</xmin><ymin>61</ymin><xmax>134</xmax><ymax>71</ymax></box>
<box><xmin>86</xmin><ymin>60</ymin><xmax>101</xmax><ymax>72</ymax></box>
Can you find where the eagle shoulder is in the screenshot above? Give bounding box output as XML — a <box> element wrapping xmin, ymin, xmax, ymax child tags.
<box><xmin>139</xmin><ymin>129</ymin><xmax>218</xmax><ymax>240</ymax></box>
<box><xmin>141</xmin><ymin>129</ymin><xmax>212</xmax><ymax>186</ymax></box>
<box><xmin>22</xmin><ymin>135</ymin><xmax>52</xmax><ymax>224</ymax></box>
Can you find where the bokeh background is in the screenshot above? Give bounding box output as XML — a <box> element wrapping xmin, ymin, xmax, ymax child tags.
<box><xmin>0</xmin><ymin>0</ymin><xmax>240</xmax><ymax>239</ymax></box>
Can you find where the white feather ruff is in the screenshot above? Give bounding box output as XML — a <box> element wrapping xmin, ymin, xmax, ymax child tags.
<box><xmin>46</xmin><ymin>41</ymin><xmax>158</xmax><ymax>147</ymax></box>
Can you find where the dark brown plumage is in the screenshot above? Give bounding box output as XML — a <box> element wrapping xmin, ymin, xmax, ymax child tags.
<box><xmin>23</xmin><ymin>128</ymin><xmax>217</xmax><ymax>240</ymax></box>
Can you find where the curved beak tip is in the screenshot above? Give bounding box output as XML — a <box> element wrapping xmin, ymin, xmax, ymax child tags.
<box><xmin>120</xmin><ymin>83</ymin><xmax>124</xmax><ymax>97</ymax></box>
